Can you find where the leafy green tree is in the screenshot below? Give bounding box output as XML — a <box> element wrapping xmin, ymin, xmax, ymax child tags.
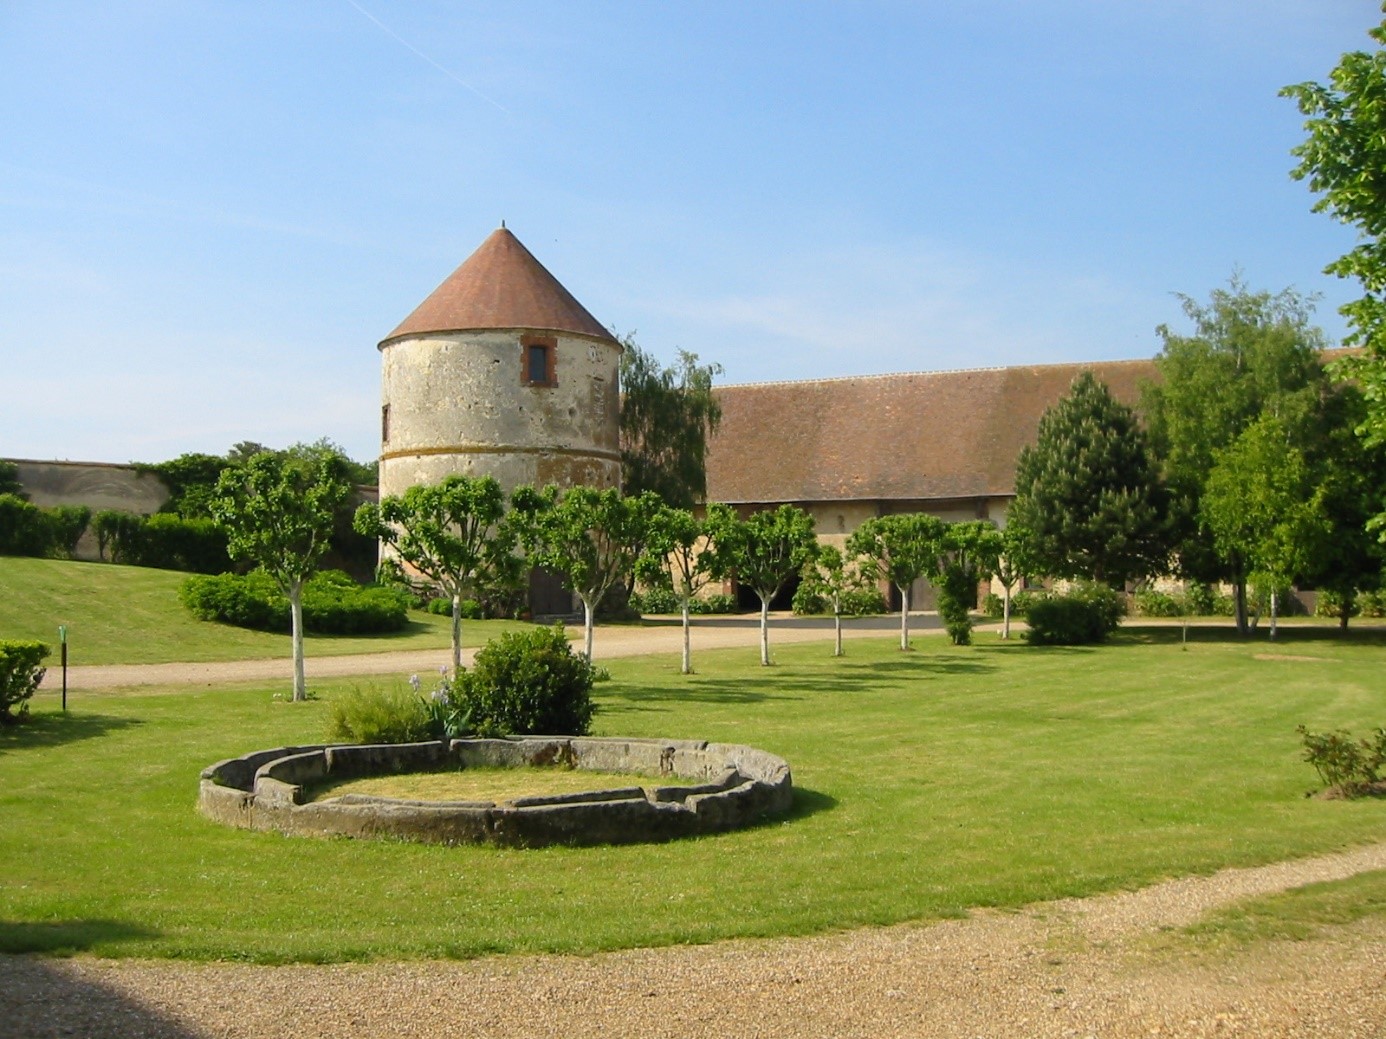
<box><xmin>1202</xmin><ymin>414</ymin><xmax>1329</xmax><ymax>640</ymax></box>
<box><xmin>210</xmin><ymin>449</ymin><xmax>349</xmax><ymax>702</ymax></box>
<box><xmin>1284</xmin><ymin>17</ymin><xmax>1386</xmax><ymax>515</ymax></box>
<box><xmin>986</xmin><ymin>522</ymin><xmax>1034</xmax><ymax>640</ymax></box>
<box><xmin>710</xmin><ymin>504</ymin><xmax>817</xmax><ymax>666</ymax></box>
<box><xmin>1143</xmin><ymin>279</ymin><xmax>1331</xmax><ymax>631</ymax></box>
<box><xmin>849</xmin><ymin>512</ymin><xmax>948</xmax><ymax>651</ymax></box>
<box><xmin>1011</xmin><ymin>371</ymin><xmax>1167</xmax><ymax>588</ymax></box>
<box><xmin>619</xmin><ymin>335</ymin><xmax>723</xmax><ymax>507</ymax></box>
<box><xmin>640</xmin><ymin>504</ymin><xmax>720</xmax><ymax>674</ymax></box>
<box><xmin>511</xmin><ymin>485</ymin><xmax>663</xmax><ymax>660</ymax></box>
<box><xmin>354</xmin><ymin>475</ymin><xmax>514</xmax><ymax>675</ymax></box>
<box><xmin>798</xmin><ymin>544</ymin><xmax>875</xmax><ymax>657</ymax></box>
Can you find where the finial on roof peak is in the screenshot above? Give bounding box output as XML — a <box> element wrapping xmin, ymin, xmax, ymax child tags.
<box><xmin>500</xmin><ymin>219</ymin><xmax>506</xmax><ymax>229</ymax></box>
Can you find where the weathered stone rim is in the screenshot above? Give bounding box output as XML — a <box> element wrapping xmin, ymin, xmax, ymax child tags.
<box><xmin>198</xmin><ymin>736</ymin><xmax>793</xmax><ymax>848</ymax></box>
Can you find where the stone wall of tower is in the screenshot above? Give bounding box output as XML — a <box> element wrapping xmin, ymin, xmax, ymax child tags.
<box><xmin>378</xmin><ymin>328</ymin><xmax>621</xmax><ymax>500</ymax></box>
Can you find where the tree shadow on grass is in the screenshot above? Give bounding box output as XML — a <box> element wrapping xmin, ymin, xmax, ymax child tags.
<box><xmin>0</xmin><ymin>918</ymin><xmax>158</xmax><ymax>956</ymax></box>
<box><xmin>0</xmin><ymin>712</ymin><xmax>141</xmax><ymax>755</ymax></box>
<box><xmin>2</xmin><ymin>921</ymin><xmax>200</xmax><ymax>1039</ymax></box>
<box><xmin>1114</xmin><ymin>623</ymin><xmax>1386</xmax><ymax>649</ymax></box>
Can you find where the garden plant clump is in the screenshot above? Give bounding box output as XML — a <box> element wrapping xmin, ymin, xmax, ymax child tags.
<box><xmin>1297</xmin><ymin>724</ymin><xmax>1386</xmax><ymax>798</ymax></box>
<box><xmin>1023</xmin><ymin>582</ymin><xmax>1126</xmax><ymax>645</ymax></box>
<box><xmin>328</xmin><ymin>624</ymin><xmax>597</xmax><ymax>743</ymax></box>
<box><xmin>0</xmin><ymin>639</ymin><xmax>48</xmax><ymax>725</ymax></box>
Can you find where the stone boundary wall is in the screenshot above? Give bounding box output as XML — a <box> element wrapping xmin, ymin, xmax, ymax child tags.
<box><xmin>199</xmin><ymin>736</ymin><xmax>793</xmax><ymax>847</ymax></box>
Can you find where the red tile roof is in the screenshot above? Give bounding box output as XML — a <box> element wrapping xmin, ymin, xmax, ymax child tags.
<box><xmin>381</xmin><ymin>227</ymin><xmax>616</xmax><ymax>347</ymax></box>
<box><xmin>704</xmin><ymin>359</ymin><xmax>1156</xmax><ymax>505</ymax></box>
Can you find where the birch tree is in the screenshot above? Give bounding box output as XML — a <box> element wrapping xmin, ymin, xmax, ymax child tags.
<box><xmin>641</xmin><ymin>503</ymin><xmax>720</xmax><ymax>674</ymax></box>
<box><xmin>848</xmin><ymin>513</ymin><xmax>947</xmax><ymax>651</ymax></box>
<box><xmin>711</xmin><ymin>504</ymin><xmax>817</xmax><ymax>666</ymax></box>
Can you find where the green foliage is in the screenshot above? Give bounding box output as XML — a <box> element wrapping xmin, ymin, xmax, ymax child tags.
<box><xmin>180</xmin><ymin>570</ymin><xmax>410</xmax><ymax>634</ymax></box>
<box><xmin>937</xmin><ymin>520</ymin><xmax>1001</xmax><ymax>646</ymax></box>
<box><xmin>688</xmin><ymin>593</ymin><xmax>738</xmax><ymax>615</ymax></box>
<box><xmin>0</xmin><ymin>639</ymin><xmax>49</xmax><ymax>725</ymax></box>
<box><xmin>356</xmin><ymin>474</ymin><xmax>515</xmax><ymax>672</ymax></box>
<box><xmin>45</xmin><ymin>506</ymin><xmax>91</xmax><ymax>558</ymax></box>
<box><xmin>938</xmin><ymin>566</ymin><xmax>977</xmax><ymax>645</ymax></box>
<box><xmin>1023</xmin><ymin>583</ymin><xmax>1126</xmax><ymax>646</ymax></box>
<box><xmin>618</xmin><ymin>336</ymin><xmax>723</xmax><ymax>507</ymax></box>
<box><xmin>137</xmin><ymin>452</ymin><xmax>230</xmax><ymax>518</ymax></box>
<box><xmin>93</xmin><ymin>510</ymin><xmax>230</xmax><ymax>572</ymax></box>
<box><xmin>629</xmin><ymin>586</ymin><xmax>682</xmax><ymax>614</ymax></box>
<box><xmin>427</xmin><ymin>596</ymin><xmax>483</xmax><ymax>620</ymax></box>
<box><xmin>0</xmin><ymin>495</ymin><xmax>52</xmax><ymax>557</ymax></box>
<box><xmin>457</xmin><ymin>624</ymin><xmax>596</xmax><ymax>737</ymax></box>
<box><xmin>981</xmin><ymin>592</ymin><xmax>1005</xmax><ymax>619</ymax></box>
<box><xmin>790</xmin><ymin>583</ymin><xmax>826</xmax><ymax>615</ymax></box>
<box><xmin>1011</xmin><ymin>370</ymin><xmax>1168</xmax><ymax>585</ymax></box>
<box><xmin>512</xmin><ymin>485</ymin><xmax>664</xmax><ymax>657</ymax></box>
<box><xmin>1133</xmin><ymin>588</ymin><xmax>1188</xmax><ymax>618</ymax></box>
<box><xmin>0</xmin><ymin>461</ymin><xmax>25</xmax><ymax>499</ymax></box>
<box><xmin>796</xmin><ymin>544</ymin><xmax>881</xmax><ymax>621</ymax></box>
<box><xmin>1284</xmin><ymin>18</ymin><xmax>1386</xmax><ymax>505</ymax></box>
<box><xmin>1296</xmin><ymin>724</ymin><xmax>1386</xmax><ymax>796</ymax></box>
<box><xmin>326</xmin><ymin>684</ymin><xmax>434</xmax><ymax>744</ymax></box>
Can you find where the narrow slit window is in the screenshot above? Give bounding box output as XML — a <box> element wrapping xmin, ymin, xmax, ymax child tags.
<box><xmin>522</xmin><ymin>337</ymin><xmax>556</xmax><ymax>386</ymax></box>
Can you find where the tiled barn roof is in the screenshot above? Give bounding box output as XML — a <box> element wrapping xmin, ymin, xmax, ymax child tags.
<box><xmin>381</xmin><ymin>226</ymin><xmax>617</xmax><ymax>347</ymax></box>
<box><xmin>704</xmin><ymin>359</ymin><xmax>1156</xmax><ymax>505</ymax></box>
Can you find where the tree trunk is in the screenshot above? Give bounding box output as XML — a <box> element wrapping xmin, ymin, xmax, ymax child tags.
<box><xmin>1002</xmin><ymin>586</ymin><xmax>1012</xmax><ymax>640</ymax></box>
<box><xmin>451</xmin><ymin>592</ymin><xmax>463</xmax><ymax>676</ymax></box>
<box><xmin>1269</xmin><ymin>587</ymin><xmax>1279</xmax><ymax>641</ymax></box>
<box><xmin>833</xmin><ymin>607</ymin><xmax>843</xmax><ymax>657</ymax></box>
<box><xmin>681</xmin><ymin>598</ymin><xmax>692</xmax><ymax>675</ymax></box>
<box><xmin>1233</xmin><ymin>578</ymin><xmax>1249</xmax><ymax>636</ymax></box>
<box><xmin>289</xmin><ymin>580</ymin><xmax>307</xmax><ymax>703</ymax></box>
<box><xmin>583</xmin><ymin>598</ymin><xmax>595</xmax><ymax>660</ymax></box>
<box><xmin>1339</xmin><ymin>599</ymin><xmax>1351</xmax><ymax>630</ymax></box>
<box><xmin>759</xmin><ymin>596</ymin><xmax>771</xmax><ymax>666</ymax></box>
<box><xmin>898</xmin><ymin>583</ymin><xmax>910</xmax><ymax>650</ymax></box>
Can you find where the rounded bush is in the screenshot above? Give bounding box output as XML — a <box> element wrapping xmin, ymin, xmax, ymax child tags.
<box><xmin>458</xmin><ymin>624</ymin><xmax>595</xmax><ymax>737</ymax></box>
<box><xmin>1023</xmin><ymin>583</ymin><xmax>1126</xmax><ymax>646</ymax></box>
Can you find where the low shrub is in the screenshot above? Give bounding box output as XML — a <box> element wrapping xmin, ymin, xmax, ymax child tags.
<box><xmin>327</xmin><ymin>684</ymin><xmax>434</xmax><ymax>744</ymax></box>
<box><xmin>458</xmin><ymin>624</ymin><xmax>595</xmax><ymax>738</ymax></box>
<box><xmin>1297</xmin><ymin>725</ymin><xmax>1386</xmax><ymax>797</ymax></box>
<box><xmin>180</xmin><ymin>570</ymin><xmax>411</xmax><ymax>634</ymax></box>
<box><xmin>1011</xmin><ymin>589</ymin><xmax>1048</xmax><ymax>615</ymax></box>
<box><xmin>689</xmin><ymin>593</ymin><xmax>739</xmax><ymax>615</ymax></box>
<box><xmin>981</xmin><ymin>593</ymin><xmax>1004</xmax><ymax>619</ymax></box>
<box><xmin>95</xmin><ymin>510</ymin><xmax>229</xmax><ymax>573</ymax></box>
<box><xmin>937</xmin><ymin>568</ymin><xmax>977</xmax><ymax>646</ymax></box>
<box><xmin>629</xmin><ymin>586</ymin><xmax>682</xmax><ymax>615</ymax></box>
<box><xmin>1024</xmin><ymin>583</ymin><xmax>1126</xmax><ymax>646</ymax></box>
<box><xmin>840</xmin><ymin>587</ymin><xmax>887</xmax><ymax>616</ymax></box>
<box><xmin>1133</xmin><ymin>588</ymin><xmax>1186</xmax><ymax>618</ymax></box>
<box><xmin>0</xmin><ymin>640</ymin><xmax>49</xmax><ymax>725</ymax></box>
<box><xmin>426</xmin><ymin>596</ymin><xmax>484</xmax><ymax>620</ymax></box>
<box><xmin>790</xmin><ymin>584</ymin><xmax>826</xmax><ymax>616</ymax></box>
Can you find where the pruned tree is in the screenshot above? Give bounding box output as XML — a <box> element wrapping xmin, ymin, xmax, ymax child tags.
<box><xmin>511</xmin><ymin>485</ymin><xmax>663</xmax><ymax>659</ymax></box>
<box><xmin>354</xmin><ymin>474</ymin><xmax>514</xmax><ymax>675</ymax></box>
<box><xmin>988</xmin><ymin>522</ymin><xmax>1033</xmax><ymax>640</ymax></box>
<box><xmin>210</xmin><ymin>449</ymin><xmax>348</xmax><ymax>702</ymax></box>
<box><xmin>640</xmin><ymin>503</ymin><xmax>719</xmax><ymax>674</ymax></box>
<box><xmin>937</xmin><ymin>521</ymin><xmax>1001</xmax><ymax>646</ymax></box>
<box><xmin>710</xmin><ymin>504</ymin><xmax>817</xmax><ymax>666</ymax></box>
<box><xmin>848</xmin><ymin>512</ymin><xmax>948</xmax><ymax>651</ymax></box>
<box><xmin>1202</xmin><ymin>414</ymin><xmax>1329</xmax><ymax>640</ymax></box>
<box><xmin>1284</xmin><ymin>16</ymin><xmax>1386</xmax><ymax>531</ymax></box>
<box><xmin>619</xmin><ymin>335</ymin><xmax>723</xmax><ymax>508</ymax></box>
<box><xmin>1012</xmin><ymin>370</ymin><xmax>1168</xmax><ymax>588</ymax></box>
<box><xmin>798</xmin><ymin>543</ymin><xmax>874</xmax><ymax>657</ymax></box>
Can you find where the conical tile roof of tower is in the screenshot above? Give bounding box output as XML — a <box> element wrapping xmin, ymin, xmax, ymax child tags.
<box><xmin>380</xmin><ymin>226</ymin><xmax>616</xmax><ymax>346</ymax></box>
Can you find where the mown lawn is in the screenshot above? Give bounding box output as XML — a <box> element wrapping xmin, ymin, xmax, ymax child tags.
<box><xmin>1</xmin><ymin>627</ymin><xmax>1383</xmax><ymax>962</ymax></box>
<box><xmin>0</xmin><ymin>556</ymin><xmax>534</xmax><ymax>664</ymax></box>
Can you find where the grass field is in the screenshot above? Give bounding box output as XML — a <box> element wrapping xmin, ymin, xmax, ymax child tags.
<box><xmin>2</xmin><ymin>625</ymin><xmax>1384</xmax><ymax>963</ymax></box>
<box><xmin>0</xmin><ymin>556</ymin><xmax>534</xmax><ymax>664</ymax></box>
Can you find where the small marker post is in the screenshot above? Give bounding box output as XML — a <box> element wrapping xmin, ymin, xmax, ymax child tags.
<box><xmin>58</xmin><ymin>625</ymin><xmax>68</xmax><ymax>712</ymax></box>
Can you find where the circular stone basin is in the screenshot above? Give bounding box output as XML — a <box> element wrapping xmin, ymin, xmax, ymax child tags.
<box><xmin>199</xmin><ymin>736</ymin><xmax>794</xmax><ymax>848</ymax></box>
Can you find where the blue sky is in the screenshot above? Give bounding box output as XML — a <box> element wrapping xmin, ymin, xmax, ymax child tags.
<box><xmin>1</xmin><ymin>1</ymin><xmax>1378</xmax><ymax>465</ymax></box>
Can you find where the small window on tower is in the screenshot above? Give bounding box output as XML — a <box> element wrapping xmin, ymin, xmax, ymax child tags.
<box><xmin>521</xmin><ymin>337</ymin><xmax>556</xmax><ymax>386</ymax></box>
<box><xmin>381</xmin><ymin>403</ymin><xmax>390</xmax><ymax>443</ymax></box>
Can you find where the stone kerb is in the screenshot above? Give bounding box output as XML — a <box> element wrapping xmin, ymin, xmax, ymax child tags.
<box><xmin>199</xmin><ymin>736</ymin><xmax>793</xmax><ymax>848</ymax></box>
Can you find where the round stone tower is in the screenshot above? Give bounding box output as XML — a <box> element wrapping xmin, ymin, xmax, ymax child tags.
<box><xmin>377</xmin><ymin>227</ymin><xmax>622</xmax><ymax>503</ymax></box>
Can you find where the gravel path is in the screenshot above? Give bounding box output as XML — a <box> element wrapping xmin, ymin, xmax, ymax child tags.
<box><xmin>6</xmin><ymin>842</ymin><xmax>1385</xmax><ymax>1039</ymax></box>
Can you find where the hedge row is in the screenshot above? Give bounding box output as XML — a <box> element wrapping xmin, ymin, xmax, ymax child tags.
<box><xmin>94</xmin><ymin>511</ymin><xmax>230</xmax><ymax>574</ymax></box>
<box><xmin>0</xmin><ymin>495</ymin><xmax>90</xmax><ymax>559</ymax></box>
<box><xmin>180</xmin><ymin>570</ymin><xmax>412</xmax><ymax>635</ymax></box>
